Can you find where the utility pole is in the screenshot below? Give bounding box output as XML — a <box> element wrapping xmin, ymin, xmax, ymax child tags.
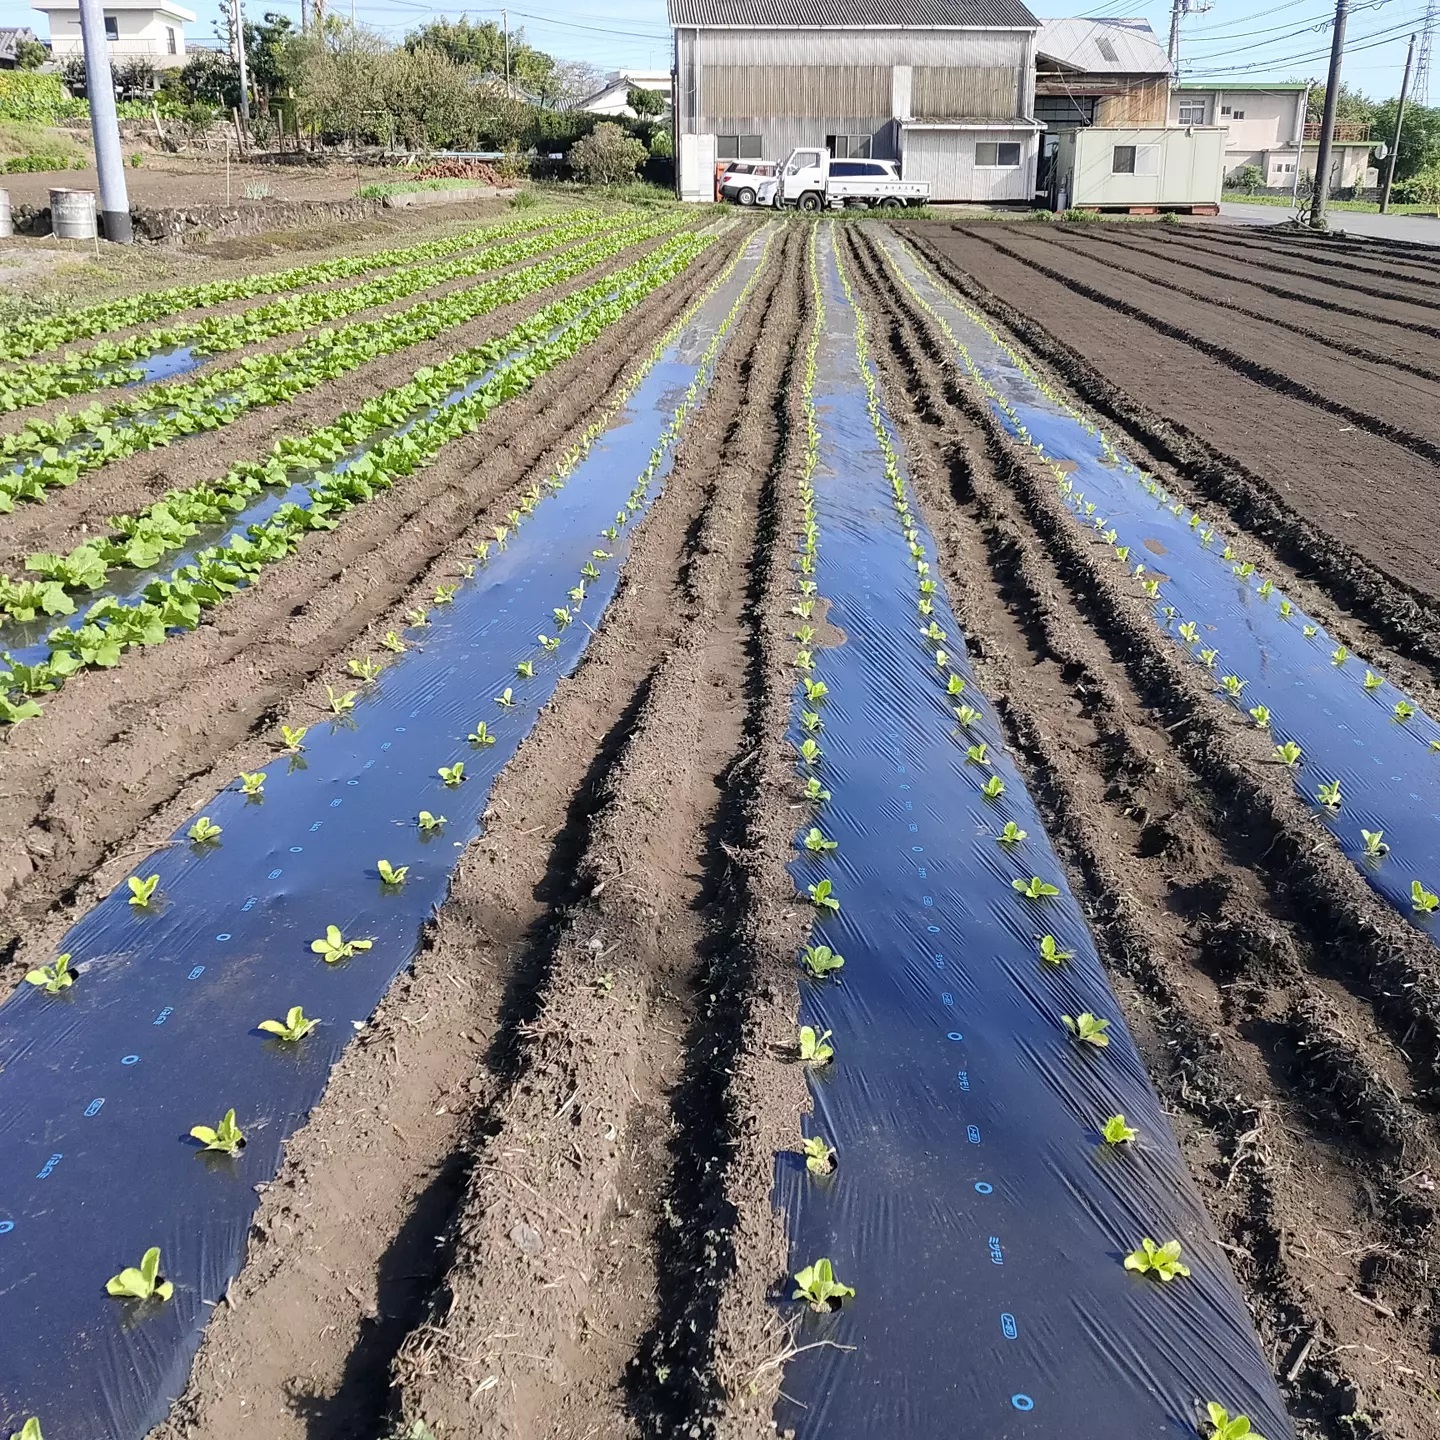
<box><xmin>1168</xmin><ymin>0</ymin><xmax>1183</xmax><ymax>68</ymax></box>
<box><xmin>1380</xmin><ymin>34</ymin><xmax>1416</xmax><ymax>212</ymax></box>
<box><xmin>1309</xmin><ymin>0</ymin><xmax>1350</xmax><ymax>228</ymax></box>
<box><xmin>1416</xmin><ymin>0</ymin><xmax>1435</xmax><ymax>104</ymax></box>
<box><xmin>502</xmin><ymin>8</ymin><xmax>512</xmax><ymax>96</ymax></box>
<box><xmin>76</xmin><ymin>0</ymin><xmax>132</xmax><ymax>243</ymax></box>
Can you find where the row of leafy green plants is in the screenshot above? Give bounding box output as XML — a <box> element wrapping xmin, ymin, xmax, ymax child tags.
<box><xmin>778</xmin><ymin>230</ymin><xmax>1264</xmax><ymax>1440</ymax></box>
<box><xmin>2</xmin><ymin>229</ymin><xmax>772</xmax><ymax>1440</ymax></box>
<box><xmin>0</xmin><ymin>225</ymin><xmax>699</xmax><ymax>632</ymax></box>
<box><xmin>0</xmin><ymin>229</ymin><xmax>717</xmax><ymax>725</ymax></box>
<box><xmin>878</xmin><ymin>239</ymin><xmax>1440</xmax><ymax>939</ymax></box>
<box><xmin>0</xmin><ymin>210</ymin><xmax>610</xmax><ymax>417</ymax></box>
<box><xmin>0</xmin><ymin>208</ymin><xmax>573</xmax><ymax>366</ymax></box>
<box><xmin>0</xmin><ymin>212</ymin><xmax>688</xmax><ymax>518</ymax></box>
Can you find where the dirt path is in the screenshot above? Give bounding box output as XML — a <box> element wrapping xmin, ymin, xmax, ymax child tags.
<box><xmin>847</xmin><ymin>223</ymin><xmax>1440</xmax><ymax>1440</ymax></box>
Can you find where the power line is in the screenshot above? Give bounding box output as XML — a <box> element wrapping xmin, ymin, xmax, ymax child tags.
<box><xmin>1180</xmin><ymin>7</ymin><xmax>1428</xmax><ymax>70</ymax></box>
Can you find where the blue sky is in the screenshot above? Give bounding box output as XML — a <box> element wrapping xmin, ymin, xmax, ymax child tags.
<box><xmin>3</xmin><ymin>0</ymin><xmax>1429</xmax><ymax>101</ymax></box>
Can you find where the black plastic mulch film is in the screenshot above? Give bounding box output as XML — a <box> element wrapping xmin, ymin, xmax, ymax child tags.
<box><xmin>774</xmin><ymin>227</ymin><xmax>1291</xmax><ymax>1440</ymax></box>
<box><xmin>0</xmin><ymin>225</ymin><xmax>773</xmax><ymax>1440</ymax></box>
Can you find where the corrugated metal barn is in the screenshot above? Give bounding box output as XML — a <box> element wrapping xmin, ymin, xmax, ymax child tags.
<box><xmin>668</xmin><ymin>0</ymin><xmax>1044</xmax><ymax>203</ymax></box>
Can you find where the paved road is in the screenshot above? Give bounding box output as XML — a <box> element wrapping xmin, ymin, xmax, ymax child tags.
<box><xmin>1213</xmin><ymin>199</ymin><xmax>1440</xmax><ymax>247</ymax></box>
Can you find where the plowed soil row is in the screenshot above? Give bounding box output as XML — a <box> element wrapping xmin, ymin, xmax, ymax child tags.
<box><xmin>847</xmin><ymin>224</ymin><xmax>1440</xmax><ymax>1440</ymax></box>
<box><xmin>902</xmin><ymin>225</ymin><xmax>1440</xmax><ymax>675</ymax></box>
<box><xmin>0</xmin><ymin>231</ymin><xmax>738</xmax><ymax>985</ymax></box>
<box><xmin>1186</xmin><ymin>223</ymin><xmax>1440</xmax><ymax>288</ymax></box>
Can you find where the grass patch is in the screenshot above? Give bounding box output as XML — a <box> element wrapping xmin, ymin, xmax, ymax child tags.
<box><xmin>1222</xmin><ymin>189</ymin><xmax>1437</xmax><ymax>216</ymax></box>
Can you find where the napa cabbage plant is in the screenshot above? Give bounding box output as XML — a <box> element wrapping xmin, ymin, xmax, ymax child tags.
<box><xmin>105</xmin><ymin>1246</ymin><xmax>173</xmax><ymax>1302</ymax></box>
<box><xmin>258</xmin><ymin>1006</ymin><xmax>319</xmax><ymax>1042</ymax></box>
<box><xmin>792</xmin><ymin>1257</ymin><xmax>853</xmax><ymax>1311</ymax></box>
<box><xmin>190</xmin><ymin>1108</ymin><xmax>245</xmax><ymax>1154</ymax></box>
<box><xmin>1124</xmin><ymin>1237</ymin><xmax>1190</xmax><ymax>1282</ymax></box>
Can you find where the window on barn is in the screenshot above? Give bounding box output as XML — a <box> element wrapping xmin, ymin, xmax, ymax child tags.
<box><xmin>1113</xmin><ymin>144</ymin><xmax>1135</xmax><ymax>173</ymax></box>
<box><xmin>716</xmin><ymin>135</ymin><xmax>763</xmax><ymax>160</ymax></box>
<box><xmin>975</xmin><ymin>141</ymin><xmax>1021</xmax><ymax>167</ymax></box>
<box><xmin>826</xmin><ymin>133</ymin><xmax>873</xmax><ymax>159</ymax></box>
<box><xmin>1114</xmin><ymin>144</ymin><xmax>1160</xmax><ymax>175</ymax></box>
<box><xmin>103</xmin><ymin>14</ymin><xmax>118</xmax><ymax>38</ymax></box>
<box><xmin>1177</xmin><ymin>101</ymin><xmax>1206</xmax><ymax>124</ymax></box>
<box><xmin>1034</xmin><ymin>94</ymin><xmax>1097</xmax><ymax>128</ymax></box>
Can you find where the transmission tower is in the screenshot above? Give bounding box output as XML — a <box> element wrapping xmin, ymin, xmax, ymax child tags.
<box><xmin>1418</xmin><ymin>0</ymin><xmax>1437</xmax><ymax>105</ymax></box>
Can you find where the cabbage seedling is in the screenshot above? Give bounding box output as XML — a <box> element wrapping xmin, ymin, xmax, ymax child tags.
<box><xmin>238</xmin><ymin>771</ymin><xmax>265</xmax><ymax>796</ymax></box>
<box><xmin>965</xmin><ymin>742</ymin><xmax>989</xmax><ymax>765</ymax></box>
<box><xmin>946</xmin><ymin>674</ymin><xmax>965</xmax><ymax>696</ymax></box>
<box><xmin>258</xmin><ymin>1006</ymin><xmax>318</xmax><ymax>1042</ymax></box>
<box><xmin>800</xmin><ymin>710</ymin><xmax>822</xmax><ymax>732</ymax></box>
<box><xmin>803</xmin><ymin>828</ymin><xmax>837</xmax><ymax>854</ymax></box>
<box><xmin>803</xmin><ymin>776</ymin><xmax>830</xmax><ymax>802</ymax></box>
<box><xmin>538</xmin><ymin>634</ymin><xmax>560</xmax><ymax>653</ymax></box>
<box><xmin>1317</xmin><ymin>780</ymin><xmax>1342</xmax><ymax>810</ymax></box>
<box><xmin>806</xmin><ymin>879</ymin><xmax>840</xmax><ymax>913</ymax></box>
<box><xmin>1199</xmin><ymin>649</ymin><xmax>1219</xmax><ymax>669</ymax></box>
<box><xmin>1248</xmin><ymin>706</ymin><xmax>1270</xmax><ymax>730</ymax></box>
<box><xmin>188</xmin><ymin>816</ymin><xmax>222</xmax><ymax>844</ymax></box>
<box><xmin>1257</xmin><ymin>580</ymin><xmax>1274</xmax><ymax>598</ymax></box>
<box><xmin>9</xmin><ymin>1417</ymin><xmax>42</xmax><ymax>1440</ymax></box>
<box><xmin>347</xmin><ymin>656</ymin><xmax>383</xmax><ymax>683</ymax></box>
<box><xmin>1303</xmin><ymin>625</ymin><xmax>1318</xmax><ymax>638</ymax></box>
<box><xmin>997</xmin><ymin>821</ymin><xmax>1026</xmax><ymax>845</ymax></box>
<box><xmin>799</xmin><ymin>737</ymin><xmax>822</xmax><ymax>765</ymax></box>
<box><xmin>311</xmin><ymin>925</ymin><xmax>374</xmax><ymax>963</ymax></box>
<box><xmin>407</xmin><ymin>608</ymin><xmax>429</xmax><ymax>627</ymax></box>
<box><xmin>438</xmin><ymin>762</ymin><xmax>465</xmax><ymax>787</ymax></box>
<box><xmin>190</xmin><ymin>1107</ymin><xmax>245</xmax><ymax>1155</ymax></box>
<box><xmin>280</xmin><ymin>724</ymin><xmax>308</xmax><ymax>752</ymax></box>
<box><xmin>803</xmin><ymin>1135</ymin><xmax>836</xmax><ymax>1175</ymax></box>
<box><xmin>955</xmin><ymin>705</ymin><xmax>982</xmax><ymax>728</ymax></box>
<box><xmin>797</xmin><ymin>1025</ymin><xmax>834</xmax><ymax>1065</ymax></box>
<box><xmin>1101</xmin><ymin>1115</ymin><xmax>1138</xmax><ymax>1145</ymax></box>
<box><xmin>434</xmin><ymin>584</ymin><xmax>457</xmax><ymax>605</ymax></box>
<box><xmin>1395</xmin><ymin>700</ymin><xmax>1416</xmax><ymax>722</ymax></box>
<box><xmin>981</xmin><ymin>776</ymin><xmax>1006</xmax><ymax>799</ymax></box>
<box><xmin>1279</xmin><ymin>600</ymin><xmax>1293</xmax><ymax>619</ymax></box>
<box><xmin>25</xmin><ymin>953</ymin><xmax>75</xmax><ymax>994</ymax></box>
<box><xmin>377</xmin><ymin>859</ymin><xmax>408</xmax><ymax>886</ymax></box>
<box><xmin>1013</xmin><ymin>876</ymin><xmax>1059</xmax><ymax>900</ymax></box>
<box><xmin>468</xmin><ymin>721</ymin><xmax>496</xmax><ymax>746</ymax></box>
<box><xmin>105</xmin><ymin>1246</ymin><xmax>173</xmax><ymax>1302</ymax></box>
<box><xmin>1220</xmin><ymin>675</ymin><xmax>1246</xmax><ymax>698</ymax></box>
<box><xmin>921</xmin><ymin>621</ymin><xmax>946</xmax><ymax>642</ymax></box>
<box><xmin>1273</xmin><ymin>741</ymin><xmax>1302</xmax><ymax>767</ymax></box>
<box><xmin>803</xmin><ymin>678</ymin><xmax>828</xmax><ymax>703</ymax></box>
<box><xmin>417</xmin><ymin>811</ymin><xmax>446</xmax><ymax>832</ymax></box>
<box><xmin>1038</xmin><ymin>934</ymin><xmax>1072</xmax><ymax>965</ymax></box>
<box><xmin>326</xmin><ymin>686</ymin><xmax>357</xmax><ymax>714</ymax></box>
<box><xmin>793</xmin><ymin>649</ymin><xmax>814</xmax><ymax>671</ymax></box>
<box><xmin>1361</xmin><ymin>829</ymin><xmax>1388</xmax><ymax>857</ymax></box>
<box><xmin>496</xmin><ymin>688</ymin><xmax>515</xmax><ymax>707</ymax></box>
<box><xmin>1142</xmin><ymin>579</ymin><xmax>1161</xmax><ymax>599</ymax></box>
<box><xmin>1063</xmin><ymin>1012</ymin><xmax>1110</xmax><ymax>1047</ymax></box>
<box><xmin>1232</xmin><ymin>562</ymin><xmax>1254</xmax><ymax>580</ymax></box>
<box><xmin>1412</xmin><ymin>881</ymin><xmax>1439</xmax><ymax>915</ymax></box>
<box><xmin>1204</xmin><ymin>1402</ymin><xmax>1267</xmax><ymax>1440</ymax></box>
<box><xmin>381</xmin><ymin>631</ymin><xmax>407</xmax><ymax>654</ymax></box>
<box><xmin>127</xmin><ymin>874</ymin><xmax>159</xmax><ymax>908</ymax></box>
<box><xmin>1332</xmin><ymin>646</ymin><xmax>1348</xmax><ymax>666</ymax></box>
<box><xmin>581</xmin><ymin>561</ymin><xmax>601</xmax><ymax>580</ymax></box>
<box><xmin>792</xmin><ymin>1257</ymin><xmax>853</xmax><ymax>1311</ymax></box>
<box><xmin>800</xmin><ymin>945</ymin><xmax>844</xmax><ymax>979</ymax></box>
<box><xmin>1178</xmin><ymin>622</ymin><xmax>1200</xmax><ymax>645</ymax></box>
<box><xmin>1363</xmin><ymin>671</ymin><xmax>1384</xmax><ymax>691</ymax></box>
<box><xmin>934</xmin><ymin>649</ymin><xmax>949</xmax><ymax>670</ymax></box>
<box><xmin>1124</xmin><ymin>1237</ymin><xmax>1190</xmax><ymax>1282</ymax></box>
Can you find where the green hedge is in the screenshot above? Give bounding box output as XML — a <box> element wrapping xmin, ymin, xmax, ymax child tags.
<box><xmin>2</xmin><ymin>153</ymin><xmax>88</xmax><ymax>173</ymax></box>
<box><xmin>0</xmin><ymin>73</ymin><xmax>88</xmax><ymax>124</ymax></box>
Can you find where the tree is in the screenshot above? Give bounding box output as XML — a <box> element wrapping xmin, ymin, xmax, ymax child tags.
<box><xmin>544</xmin><ymin>59</ymin><xmax>605</xmax><ymax>110</ymax></box>
<box><xmin>1228</xmin><ymin>162</ymin><xmax>1264</xmax><ymax>193</ymax></box>
<box><xmin>402</xmin><ymin>16</ymin><xmax>554</xmax><ymax>97</ymax></box>
<box><xmin>180</xmin><ymin>48</ymin><xmax>242</xmax><ymax>111</ymax></box>
<box><xmin>626</xmin><ymin>84</ymin><xmax>665</xmax><ymax>118</ymax></box>
<box><xmin>1304</xmin><ymin>81</ymin><xmax>1374</xmax><ymax>127</ymax></box>
<box><xmin>1371</xmin><ymin>97</ymin><xmax>1440</xmax><ymax>183</ymax></box>
<box><xmin>648</xmin><ymin>126</ymin><xmax>672</xmax><ymax>158</ymax></box>
<box><xmin>245</xmin><ymin>12</ymin><xmax>299</xmax><ymax>109</ymax></box>
<box><xmin>567</xmin><ymin>120</ymin><xmax>647</xmax><ymax>183</ymax></box>
<box><xmin>14</xmin><ymin>37</ymin><xmax>48</xmax><ymax>69</ymax></box>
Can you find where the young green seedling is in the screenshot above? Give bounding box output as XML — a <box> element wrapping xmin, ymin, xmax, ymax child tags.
<box><xmin>1361</xmin><ymin>829</ymin><xmax>1388</xmax><ymax>858</ymax></box>
<box><xmin>347</xmin><ymin>656</ymin><xmax>383</xmax><ymax>683</ymax></box>
<box><xmin>1232</xmin><ymin>562</ymin><xmax>1254</xmax><ymax>580</ymax></box>
<box><xmin>1257</xmin><ymin>580</ymin><xmax>1274</xmax><ymax>599</ymax></box>
<box><xmin>1220</xmin><ymin>675</ymin><xmax>1246</xmax><ymax>698</ymax></box>
<box><xmin>1273</xmin><ymin>741</ymin><xmax>1302</xmax><ymax>767</ymax></box>
<box><xmin>1124</xmin><ymin>1237</ymin><xmax>1190</xmax><ymax>1282</ymax></box>
<box><xmin>1303</xmin><ymin>624</ymin><xmax>1318</xmax><ymax>638</ymax></box>
<box><xmin>803</xmin><ymin>1135</ymin><xmax>837</xmax><ymax>1176</ymax></box>
<box><xmin>946</xmin><ymin>674</ymin><xmax>965</xmax><ymax>696</ymax></box>
<box><xmin>997</xmin><ymin>821</ymin><xmax>1026</xmax><ymax>845</ymax></box>
<box><xmin>184</xmin><ymin>815</ymin><xmax>222</xmax><ymax>847</ymax></box>
<box><xmin>803</xmin><ymin>678</ymin><xmax>829</xmax><ymax>704</ymax></box>
<box><xmin>377</xmin><ymin>859</ymin><xmax>408</xmax><ymax>886</ymax></box>
<box><xmin>407</xmin><ymin>608</ymin><xmax>429</xmax><ymax>627</ymax></box>
<box><xmin>496</xmin><ymin>687</ymin><xmax>515</xmax><ymax>707</ymax></box>
<box><xmin>799</xmin><ymin>737</ymin><xmax>822</xmax><ymax>765</ymax></box>
<box><xmin>1199</xmin><ymin>648</ymin><xmax>1219</xmax><ymax>669</ymax></box>
<box><xmin>1316</xmin><ymin>780</ymin><xmax>1342</xmax><ymax>810</ymax></box>
<box><xmin>9</xmin><ymin>1417</ymin><xmax>43</xmax><ymax>1440</ymax></box>
<box><xmin>797</xmin><ymin>1025</ymin><xmax>834</xmax><ymax>1065</ymax></box>
<box><xmin>538</xmin><ymin>633</ymin><xmax>560</xmax><ymax>652</ymax></box>
<box><xmin>981</xmin><ymin>776</ymin><xmax>1006</xmax><ymax>800</ymax></box>
<box><xmin>1395</xmin><ymin>700</ymin><xmax>1416</xmax><ymax>721</ymax></box>
<box><xmin>1279</xmin><ymin>600</ymin><xmax>1293</xmax><ymax>619</ymax></box>
<box><xmin>553</xmin><ymin>607</ymin><xmax>572</xmax><ymax>629</ymax></box>
<box><xmin>1203</xmin><ymin>1402</ymin><xmax>1267</xmax><ymax>1440</ymax></box>
<box><xmin>127</xmin><ymin>874</ymin><xmax>159</xmax><ymax>908</ymax></box>
<box><xmin>311</xmin><ymin>925</ymin><xmax>374</xmax><ymax>963</ymax></box>
<box><xmin>190</xmin><ymin>1107</ymin><xmax>245</xmax><ymax>1155</ymax></box>
<box><xmin>381</xmin><ymin>631</ymin><xmax>407</xmax><ymax>654</ymax></box>
<box><xmin>238</xmin><ymin>771</ymin><xmax>265</xmax><ymax>796</ymax></box>
<box><xmin>792</xmin><ymin>649</ymin><xmax>814</xmax><ymax>671</ymax></box>
<box><xmin>800</xmin><ymin>944</ymin><xmax>844</xmax><ymax>979</ymax></box>
<box><xmin>1331</xmin><ymin>645</ymin><xmax>1348</xmax><ymax>666</ymax></box>
<box><xmin>1363</xmin><ymin>670</ymin><xmax>1384</xmax><ymax>691</ymax></box>
<box><xmin>438</xmin><ymin>762</ymin><xmax>465</xmax><ymax>787</ymax></box>
<box><xmin>800</xmin><ymin>710</ymin><xmax>822</xmax><ymax>733</ymax></box>
<box><xmin>803</xmin><ymin>828</ymin><xmax>837</xmax><ymax>854</ymax></box>
<box><xmin>1063</xmin><ymin>1012</ymin><xmax>1111</xmax><ymax>1047</ymax></box>
<box><xmin>966</xmin><ymin>742</ymin><xmax>991</xmax><ymax>766</ymax></box>
<box><xmin>417</xmin><ymin>811</ymin><xmax>446</xmax><ymax>833</ymax></box>
<box><xmin>468</xmin><ymin>720</ymin><xmax>496</xmax><ymax>746</ymax></box>
<box><xmin>258</xmin><ymin>1006</ymin><xmax>319</xmax><ymax>1042</ymax></box>
<box><xmin>280</xmin><ymin>724</ymin><xmax>308</xmax><ymax>752</ymax></box>
<box><xmin>326</xmin><ymin>686</ymin><xmax>357</xmax><ymax>714</ymax></box>
<box><xmin>1248</xmin><ymin>705</ymin><xmax>1271</xmax><ymax>730</ymax></box>
<box><xmin>105</xmin><ymin>1246</ymin><xmax>173</xmax><ymax>1302</ymax></box>
<box><xmin>433</xmin><ymin>584</ymin><xmax>457</xmax><ymax>605</ymax></box>
<box><xmin>25</xmin><ymin>952</ymin><xmax>75</xmax><ymax>994</ymax></box>
<box><xmin>955</xmin><ymin>705</ymin><xmax>982</xmax><ymax>729</ymax></box>
<box><xmin>1038</xmin><ymin>934</ymin><xmax>1072</xmax><ymax>965</ymax></box>
<box><xmin>1142</xmin><ymin>578</ymin><xmax>1161</xmax><ymax>600</ymax></box>
<box><xmin>792</xmin><ymin>1257</ymin><xmax>853</xmax><ymax>1311</ymax></box>
<box><xmin>1178</xmin><ymin>622</ymin><xmax>1200</xmax><ymax>646</ymax></box>
<box><xmin>516</xmin><ymin>660</ymin><xmax>535</xmax><ymax>679</ymax></box>
<box><xmin>1101</xmin><ymin>1114</ymin><xmax>1138</xmax><ymax>1145</ymax></box>
<box><xmin>1412</xmin><ymin>881</ymin><xmax>1439</xmax><ymax>915</ymax></box>
<box><xmin>1013</xmin><ymin>876</ymin><xmax>1060</xmax><ymax>900</ymax></box>
<box><xmin>806</xmin><ymin>878</ymin><xmax>840</xmax><ymax>913</ymax></box>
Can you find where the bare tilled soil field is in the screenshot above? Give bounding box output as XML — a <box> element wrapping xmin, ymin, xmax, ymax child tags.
<box><xmin>3</xmin><ymin>206</ymin><xmax>1440</xmax><ymax>1440</ymax></box>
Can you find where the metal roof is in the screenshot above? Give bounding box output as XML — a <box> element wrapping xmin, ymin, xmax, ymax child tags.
<box><xmin>667</xmin><ymin>0</ymin><xmax>1039</xmax><ymax>29</ymax></box>
<box><xmin>1172</xmin><ymin>80</ymin><xmax>1309</xmax><ymax>91</ymax></box>
<box><xmin>1035</xmin><ymin>17</ymin><xmax>1169</xmax><ymax>75</ymax></box>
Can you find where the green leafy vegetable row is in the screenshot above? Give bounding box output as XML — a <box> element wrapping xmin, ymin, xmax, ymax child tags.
<box><xmin>0</xmin><ymin>213</ymin><xmax>688</xmax><ymax>516</ymax></box>
<box><xmin>0</xmin><ymin>209</ymin><xmax>570</xmax><ymax>365</ymax></box>
<box><xmin>0</xmin><ymin>230</ymin><xmax>715</xmax><ymax>723</ymax></box>
<box><xmin>0</xmin><ymin>238</ymin><xmax>711</xmax><ymax>623</ymax></box>
<box><xmin>0</xmin><ymin>210</ymin><xmax>613</xmax><ymax>416</ymax></box>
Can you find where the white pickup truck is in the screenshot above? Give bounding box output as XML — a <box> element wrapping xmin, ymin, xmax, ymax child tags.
<box><xmin>756</xmin><ymin>147</ymin><xmax>929</xmax><ymax>211</ymax></box>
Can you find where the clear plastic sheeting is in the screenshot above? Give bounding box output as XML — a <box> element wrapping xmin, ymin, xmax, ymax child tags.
<box><xmin>0</xmin><ymin>228</ymin><xmax>771</xmax><ymax>1440</ymax></box>
<box><xmin>877</xmin><ymin>229</ymin><xmax>1440</xmax><ymax>942</ymax></box>
<box><xmin>773</xmin><ymin>227</ymin><xmax>1291</xmax><ymax>1439</ymax></box>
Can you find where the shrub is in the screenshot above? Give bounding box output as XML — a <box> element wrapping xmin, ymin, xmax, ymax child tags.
<box><xmin>0</xmin><ymin>72</ymin><xmax>87</xmax><ymax>124</ymax></box>
<box><xmin>568</xmin><ymin>121</ymin><xmax>648</xmax><ymax>185</ymax></box>
<box><xmin>2</xmin><ymin>153</ymin><xmax>74</xmax><ymax>174</ymax></box>
<box><xmin>1394</xmin><ymin>164</ymin><xmax>1440</xmax><ymax>206</ymax></box>
<box><xmin>1228</xmin><ymin>162</ymin><xmax>1265</xmax><ymax>193</ymax></box>
<box><xmin>648</xmin><ymin>127</ymin><xmax>673</xmax><ymax>159</ymax></box>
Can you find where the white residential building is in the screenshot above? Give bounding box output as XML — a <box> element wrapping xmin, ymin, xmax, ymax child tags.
<box><xmin>31</xmin><ymin>0</ymin><xmax>195</xmax><ymax>68</ymax></box>
<box><xmin>578</xmin><ymin>67</ymin><xmax>675</xmax><ymax>116</ymax></box>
